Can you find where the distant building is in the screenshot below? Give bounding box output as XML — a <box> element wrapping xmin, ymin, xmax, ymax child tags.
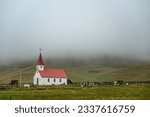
<box><xmin>33</xmin><ymin>52</ymin><xmax>68</xmax><ymax>85</ymax></box>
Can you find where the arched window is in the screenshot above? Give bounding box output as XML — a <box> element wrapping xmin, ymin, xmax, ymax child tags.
<box><xmin>60</xmin><ymin>79</ymin><xmax>61</xmax><ymax>82</ymax></box>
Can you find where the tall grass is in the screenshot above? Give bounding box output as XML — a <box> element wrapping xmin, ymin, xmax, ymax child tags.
<box><xmin>0</xmin><ymin>85</ymin><xmax>149</xmax><ymax>100</ymax></box>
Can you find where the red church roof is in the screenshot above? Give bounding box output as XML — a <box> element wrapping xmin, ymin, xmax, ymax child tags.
<box><xmin>39</xmin><ymin>68</ymin><xmax>68</xmax><ymax>78</ymax></box>
<box><xmin>37</xmin><ymin>53</ymin><xmax>44</xmax><ymax>65</ymax></box>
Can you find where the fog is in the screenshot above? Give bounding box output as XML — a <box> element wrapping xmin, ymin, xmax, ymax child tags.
<box><xmin>0</xmin><ymin>0</ymin><xmax>150</xmax><ymax>64</ymax></box>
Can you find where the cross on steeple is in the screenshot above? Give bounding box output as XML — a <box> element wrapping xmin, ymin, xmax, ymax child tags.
<box><xmin>39</xmin><ymin>48</ymin><xmax>42</xmax><ymax>53</ymax></box>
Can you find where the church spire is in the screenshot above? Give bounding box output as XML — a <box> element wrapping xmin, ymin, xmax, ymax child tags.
<box><xmin>37</xmin><ymin>53</ymin><xmax>44</xmax><ymax>65</ymax></box>
<box><xmin>36</xmin><ymin>48</ymin><xmax>44</xmax><ymax>71</ymax></box>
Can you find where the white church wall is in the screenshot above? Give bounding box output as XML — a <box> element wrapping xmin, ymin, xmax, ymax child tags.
<box><xmin>36</xmin><ymin>65</ymin><xmax>44</xmax><ymax>71</ymax></box>
<box><xmin>33</xmin><ymin>70</ymin><xmax>42</xmax><ymax>85</ymax></box>
<box><xmin>40</xmin><ymin>77</ymin><xmax>67</xmax><ymax>85</ymax></box>
<box><xmin>33</xmin><ymin>70</ymin><xmax>67</xmax><ymax>85</ymax></box>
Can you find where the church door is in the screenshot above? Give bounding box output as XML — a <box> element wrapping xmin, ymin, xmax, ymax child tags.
<box><xmin>37</xmin><ymin>78</ymin><xmax>39</xmax><ymax>85</ymax></box>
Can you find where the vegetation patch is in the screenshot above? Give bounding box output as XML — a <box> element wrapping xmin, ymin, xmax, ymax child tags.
<box><xmin>0</xmin><ymin>85</ymin><xmax>149</xmax><ymax>100</ymax></box>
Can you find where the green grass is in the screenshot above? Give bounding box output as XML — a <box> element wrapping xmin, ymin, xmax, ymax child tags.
<box><xmin>0</xmin><ymin>85</ymin><xmax>149</xmax><ymax>100</ymax></box>
<box><xmin>0</xmin><ymin>65</ymin><xmax>35</xmax><ymax>84</ymax></box>
<box><xmin>65</xmin><ymin>67</ymin><xmax>119</xmax><ymax>82</ymax></box>
<box><xmin>0</xmin><ymin>59</ymin><xmax>150</xmax><ymax>100</ymax></box>
<box><xmin>64</xmin><ymin>64</ymin><xmax>150</xmax><ymax>82</ymax></box>
<box><xmin>0</xmin><ymin>64</ymin><xmax>150</xmax><ymax>83</ymax></box>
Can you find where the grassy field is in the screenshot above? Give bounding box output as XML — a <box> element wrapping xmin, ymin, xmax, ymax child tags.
<box><xmin>0</xmin><ymin>85</ymin><xmax>150</xmax><ymax>100</ymax></box>
<box><xmin>0</xmin><ymin>58</ymin><xmax>150</xmax><ymax>100</ymax></box>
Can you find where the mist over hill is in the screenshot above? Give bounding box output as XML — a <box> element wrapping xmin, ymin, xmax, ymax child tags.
<box><xmin>0</xmin><ymin>55</ymin><xmax>149</xmax><ymax>71</ymax></box>
<box><xmin>0</xmin><ymin>0</ymin><xmax>150</xmax><ymax>64</ymax></box>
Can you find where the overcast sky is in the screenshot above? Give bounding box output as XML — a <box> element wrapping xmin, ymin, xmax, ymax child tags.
<box><xmin>0</xmin><ymin>0</ymin><xmax>150</xmax><ymax>63</ymax></box>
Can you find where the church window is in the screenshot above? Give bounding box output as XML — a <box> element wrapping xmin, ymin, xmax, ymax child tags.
<box><xmin>54</xmin><ymin>78</ymin><xmax>56</xmax><ymax>82</ymax></box>
<box><xmin>48</xmin><ymin>78</ymin><xmax>50</xmax><ymax>82</ymax></box>
<box><xmin>60</xmin><ymin>79</ymin><xmax>61</xmax><ymax>82</ymax></box>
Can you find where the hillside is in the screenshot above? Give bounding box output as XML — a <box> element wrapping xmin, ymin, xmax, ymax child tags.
<box><xmin>65</xmin><ymin>64</ymin><xmax>150</xmax><ymax>82</ymax></box>
<box><xmin>0</xmin><ymin>57</ymin><xmax>150</xmax><ymax>84</ymax></box>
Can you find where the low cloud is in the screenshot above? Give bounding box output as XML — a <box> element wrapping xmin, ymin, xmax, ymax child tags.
<box><xmin>0</xmin><ymin>0</ymin><xmax>150</xmax><ymax>64</ymax></box>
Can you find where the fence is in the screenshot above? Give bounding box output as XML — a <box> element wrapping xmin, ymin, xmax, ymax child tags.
<box><xmin>0</xmin><ymin>81</ymin><xmax>150</xmax><ymax>88</ymax></box>
<box><xmin>71</xmin><ymin>81</ymin><xmax>150</xmax><ymax>86</ymax></box>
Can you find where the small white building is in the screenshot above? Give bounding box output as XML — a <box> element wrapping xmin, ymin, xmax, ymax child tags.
<box><xmin>33</xmin><ymin>53</ymin><xmax>68</xmax><ymax>85</ymax></box>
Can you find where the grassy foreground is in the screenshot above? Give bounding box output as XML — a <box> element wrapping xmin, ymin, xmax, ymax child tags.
<box><xmin>0</xmin><ymin>85</ymin><xmax>149</xmax><ymax>100</ymax></box>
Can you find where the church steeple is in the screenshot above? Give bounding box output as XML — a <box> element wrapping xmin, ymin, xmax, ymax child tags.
<box><xmin>36</xmin><ymin>49</ymin><xmax>44</xmax><ymax>71</ymax></box>
<box><xmin>37</xmin><ymin>53</ymin><xmax>44</xmax><ymax>65</ymax></box>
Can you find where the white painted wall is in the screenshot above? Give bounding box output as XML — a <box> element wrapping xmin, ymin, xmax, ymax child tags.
<box><xmin>33</xmin><ymin>70</ymin><xmax>67</xmax><ymax>85</ymax></box>
<box><xmin>36</xmin><ymin>65</ymin><xmax>44</xmax><ymax>71</ymax></box>
<box><xmin>39</xmin><ymin>77</ymin><xmax>67</xmax><ymax>85</ymax></box>
<box><xmin>33</xmin><ymin>70</ymin><xmax>41</xmax><ymax>85</ymax></box>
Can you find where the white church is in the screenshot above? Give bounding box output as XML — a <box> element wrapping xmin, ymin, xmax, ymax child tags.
<box><xmin>33</xmin><ymin>52</ymin><xmax>68</xmax><ymax>85</ymax></box>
